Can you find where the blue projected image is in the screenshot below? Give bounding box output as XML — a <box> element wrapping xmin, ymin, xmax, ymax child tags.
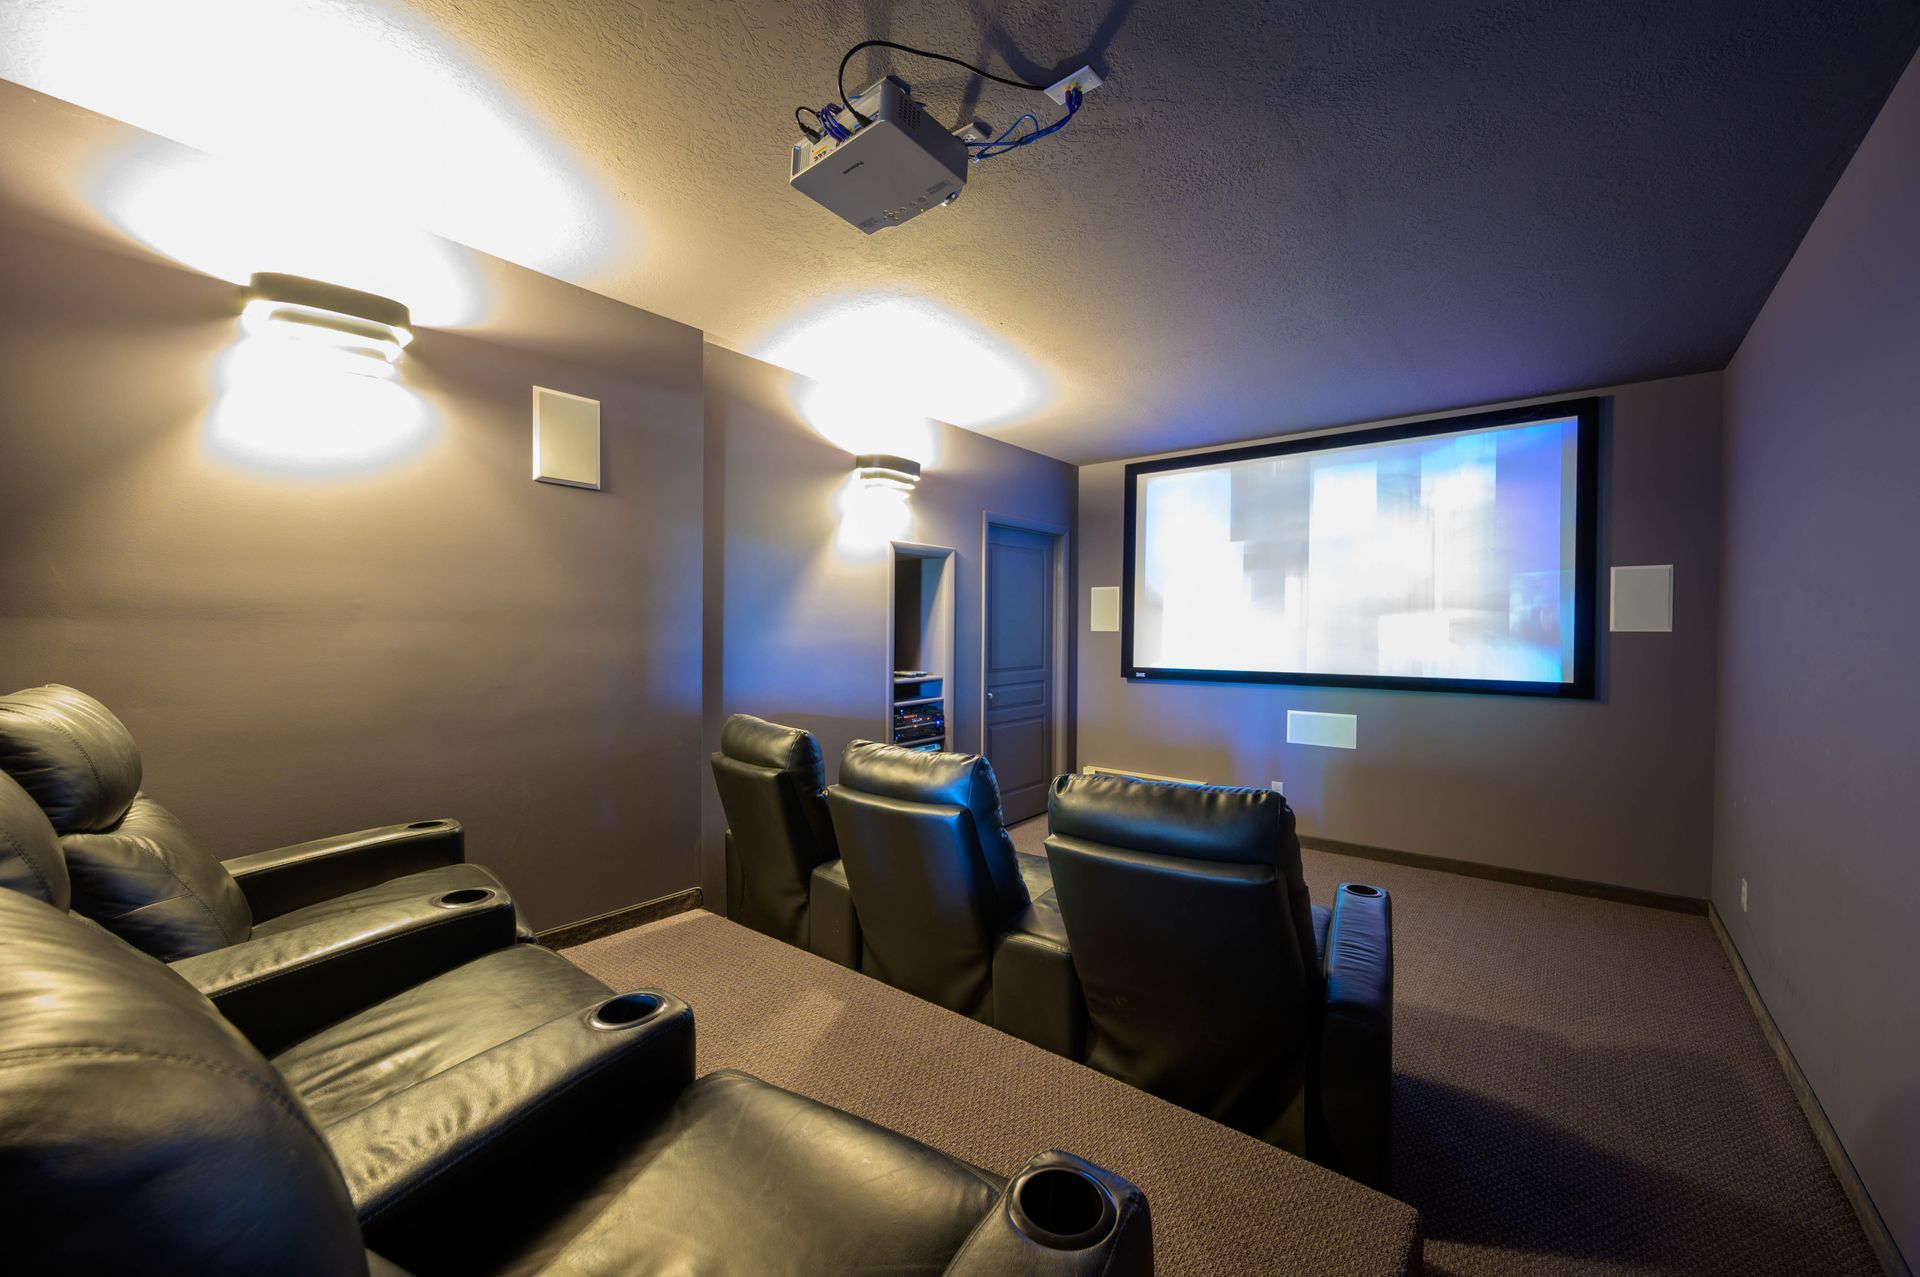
<box><xmin>1130</xmin><ymin>414</ymin><xmax>1583</xmax><ymax>686</ymax></box>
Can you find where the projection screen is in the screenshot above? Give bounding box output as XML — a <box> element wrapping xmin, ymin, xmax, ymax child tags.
<box><xmin>1122</xmin><ymin>399</ymin><xmax>1598</xmax><ymax>697</ymax></box>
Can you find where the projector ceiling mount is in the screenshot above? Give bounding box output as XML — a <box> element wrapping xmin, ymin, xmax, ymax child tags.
<box><xmin>790</xmin><ymin>38</ymin><xmax>1103</xmax><ymax>234</ymax></box>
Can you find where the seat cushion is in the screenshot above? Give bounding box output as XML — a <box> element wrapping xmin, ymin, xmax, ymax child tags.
<box><xmin>1312</xmin><ymin>902</ymin><xmax>1332</xmax><ymax>969</ymax></box>
<box><xmin>275</xmin><ymin>943</ymin><xmax>611</xmax><ymax>1127</ymax></box>
<box><xmin>1014</xmin><ymin>849</ymin><xmax>1053</xmax><ymax>901</ymax></box>
<box><xmin>253</xmin><ymin>862</ymin><xmax>535</xmax><ymax>944</ymax></box>
<box><xmin>505</xmin><ymin>1070</ymin><xmax>1001</xmax><ymax>1277</ymax></box>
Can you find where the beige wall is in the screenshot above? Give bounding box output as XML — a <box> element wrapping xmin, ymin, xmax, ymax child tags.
<box><xmin>0</xmin><ymin>183</ymin><xmax>1082</xmax><ymax>930</ymax></box>
<box><xmin>1713</xmin><ymin>48</ymin><xmax>1920</xmax><ymax>1266</ymax></box>
<box><xmin>698</xmin><ymin>345</ymin><xmax>1076</xmax><ymax>904</ymax></box>
<box><xmin>0</xmin><ymin>208</ymin><xmax>706</xmax><ymax>931</ymax></box>
<box><xmin>1075</xmin><ymin>373</ymin><xmax>1724</xmax><ymax>899</ymax></box>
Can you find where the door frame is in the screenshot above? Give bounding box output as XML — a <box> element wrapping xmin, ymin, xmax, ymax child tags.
<box><xmin>978</xmin><ymin>512</ymin><xmax>1073</xmax><ymax>790</ymax></box>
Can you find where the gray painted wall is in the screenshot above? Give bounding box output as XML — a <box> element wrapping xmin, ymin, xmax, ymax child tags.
<box><xmin>1075</xmin><ymin>373</ymin><xmax>1723</xmax><ymax>898</ymax></box>
<box><xmin>0</xmin><ymin>212</ymin><xmax>706</xmax><ymax>931</ymax></box>
<box><xmin>1713</xmin><ymin>49</ymin><xmax>1920</xmax><ymax>1267</ymax></box>
<box><xmin>699</xmin><ymin>344</ymin><xmax>1076</xmax><ymax>904</ymax></box>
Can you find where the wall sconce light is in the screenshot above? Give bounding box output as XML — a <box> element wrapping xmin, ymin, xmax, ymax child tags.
<box><xmin>241</xmin><ymin>272</ymin><xmax>414</xmax><ymax>377</ymax></box>
<box><xmin>211</xmin><ymin>272</ymin><xmax>430</xmax><ymax>474</ymax></box>
<box><xmin>855</xmin><ymin>454</ymin><xmax>922</xmax><ymax>492</ymax></box>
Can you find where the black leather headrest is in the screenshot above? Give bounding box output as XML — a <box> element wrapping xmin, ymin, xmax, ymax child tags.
<box><xmin>0</xmin><ymin>889</ymin><xmax>365</xmax><ymax>1273</ymax></box>
<box><xmin>838</xmin><ymin>740</ymin><xmax>1025</xmax><ymax>903</ymax></box>
<box><xmin>840</xmin><ymin>740</ymin><xmax>1008</xmax><ymax>829</ymax></box>
<box><xmin>721</xmin><ymin>714</ymin><xmax>825</xmax><ymax>783</ymax></box>
<box><xmin>0</xmin><ymin>685</ymin><xmax>143</xmax><ymax>834</ymax></box>
<box><xmin>1049</xmin><ymin>773</ymin><xmax>1292</xmax><ymax>865</ymax></box>
<box><xmin>0</xmin><ymin>770</ymin><xmax>70</xmax><ymax>911</ymax></box>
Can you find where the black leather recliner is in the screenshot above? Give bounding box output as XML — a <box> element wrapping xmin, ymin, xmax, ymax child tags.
<box><xmin>0</xmin><ymin>867</ymin><xmax>1154</xmax><ymax>1273</ymax></box>
<box><xmin>1044</xmin><ymin>773</ymin><xmax>1394</xmax><ymax>1190</ymax></box>
<box><xmin>823</xmin><ymin>740</ymin><xmax>1085</xmax><ymax>1056</ymax></box>
<box><xmin>709</xmin><ymin>714</ymin><xmax>842</xmax><ymax>949</ymax></box>
<box><xmin>0</xmin><ymin>685</ymin><xmax>536</xmax><ymax>1049</ymax></box>
<box><xmin>0</xmin><ymin>761</ymin><xmax>558</xmax><ymax>1065</ymax></box>
<box><xmin>0</xmin><ymin>684</ymin><xmax>532</xmax><ymax>961</ymax></box>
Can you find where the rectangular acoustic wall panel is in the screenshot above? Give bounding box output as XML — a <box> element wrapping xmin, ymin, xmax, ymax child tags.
<box><xmin>1090</xmin><ymin>586</ymin><xmax>1121</xmax><ymax>632</ymax></box>
<box><xmin>1611</xmin><ymin>565</ymin><xmax>1673</xmax><ymax>632</ymax></box>
<box><xmin>1286</xmin><ymin>710</ymin><xmax>1357</xmax><ymax>749</ymax></box>
<box><xmin>533</xmin><ymin>386</ymin><xmax>602</xmax><ymax>489</ymax></box>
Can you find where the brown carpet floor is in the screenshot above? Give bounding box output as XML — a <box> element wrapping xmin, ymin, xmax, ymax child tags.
<box><xmin>1010</xmin><ymin>817</ymin><xmax>1879</xmax><ymax>1277</ymax></box>
<box><xmin>564</xmin><ymin>909</ymin><xmax>1421</xmax><ymax>1277</ymax></box>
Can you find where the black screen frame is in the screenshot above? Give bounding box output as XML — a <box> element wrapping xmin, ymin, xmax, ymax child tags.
<box><xmin>1120</xmin><ymin>397</ymin><xmax>1600</xmax><ymax>698</ymax></box>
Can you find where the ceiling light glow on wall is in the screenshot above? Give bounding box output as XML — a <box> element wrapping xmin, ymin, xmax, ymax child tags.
<box><xmin>758</xmin><ymin>294</ymin><xmax>1048</xmax><ymax>432</ymax></box>
<box><xmin>243</xmin><ymin>272</ymin><xmax>412</xmax><ymax>375</ymax></box>
<box><xmin>3</xmin><ymin>0</ymin><xmax>620</xmax><ymax>278</ymax></box>
<box><xmin>855</xmin><ymin>454</ymin><xmax>922</xmax><ymax>492</ymax></box>
<box><xmin>95</xmin><ymin>144</ymin><xmax>487</xmax><ymax>327</ymax></box>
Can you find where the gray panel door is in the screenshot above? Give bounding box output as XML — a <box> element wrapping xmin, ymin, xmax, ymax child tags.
<box><xmin>986</xmin><ymin>524</ymin><xmax>1056</xmax><ymax>824</ymax></box>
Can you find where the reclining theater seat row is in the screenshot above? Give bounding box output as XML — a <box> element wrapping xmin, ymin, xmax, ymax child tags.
<box><xmin>0</xmin><ymin>685</ymin><xmax>534</xmax><ymax>1041</ymax></box>
<box><xmin>0</xmin><ymin>760</ymin><xmax>592</xmax><ymax>1129</ymax></box>
<box><xmin>710</xmin><ymin>714</ymin><xmax>1393</xmax><ymax>1190</ymax></box>
<box><xmin>711</xmin><ymin>721</ymin><xmax>1066</xmax><ymax>1020</ymax></box>
<box><xmin>0</xmin><ymin>766</ymin><xmax>1155</xmax><ymax>1273</ymax></box>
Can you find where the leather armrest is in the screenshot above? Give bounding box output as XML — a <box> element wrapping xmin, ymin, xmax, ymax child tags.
<box><xmin>336</xmin><ymin>993</ymin><xmax>696</xmax><ymax>1251</ymax></box>
<box><xmin>1312</xmin><ymin>882</ymin><xmax>1393</xmax><ymax>1191</ymax></box>
<box><xmin>942</xmin><ymin>1150</ymin><xmax>1152</xmax><ymax>1276</ymax></box>
<box><xmin>808</xmin><ymin>858</ymin><xmax>861</xmax><ymax>968</ymax></box>
<box><xmin>170</xmin><ymin>889</ymin><xmax>518</xmax><ymax>1054</ymax></box>
<box><xmin>224</xmin><ymin>820</ymin><xmax>466</xmax><ymax>922</ymax></box>
<box><xmin>991</xmin><ymin>891</ymin><xmax>1086</xmax><ymax>1059</ymax></box>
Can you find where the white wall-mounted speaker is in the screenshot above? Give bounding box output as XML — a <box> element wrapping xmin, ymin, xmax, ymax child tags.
<box><xmin>533</xmin><ymin>386</ymin><xmax>601</xmax><ymax>489</ymax></box>
<box><xmin>1090</xmin><ymin>586</ymin><xmax>1120</xmax><ymax>632</ymax></box>
<box><xmin>1611</xmin><ymin>565</ymin><xmax>1674</xmax><ymax>632</ymax></box>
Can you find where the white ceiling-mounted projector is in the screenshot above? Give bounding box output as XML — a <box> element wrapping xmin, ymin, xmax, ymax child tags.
<box><xmin>788</xmin><ymin>37</ymin><xmax>1101</xmax><ymax>234</ymax></box>
<box><xmin>790</xmin><ymin>77</ymin><xmax>969</xmax><ymax>235</ymax></box>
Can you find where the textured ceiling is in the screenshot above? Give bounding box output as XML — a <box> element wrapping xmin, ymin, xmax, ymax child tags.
<box><xmin>6</xmin><ymin>1</ymin><xmax>1919</xmax><ymax>462</ymax></box>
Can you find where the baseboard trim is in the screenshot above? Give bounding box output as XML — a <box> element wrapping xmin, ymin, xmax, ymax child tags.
<box><xmin>1299</xmin><ymin>835</ymin><xmax>1708</xmax><ymax>915</ymax></box>
<box><xmin>539</xmin><ymin>887</ymin><xmax>703</xmax><ymax>949</ymax></box>
<box><xmin>1708</xmin><ymin>904</ymin><xmax>1910</xmax><ymax>1277</ymax></box>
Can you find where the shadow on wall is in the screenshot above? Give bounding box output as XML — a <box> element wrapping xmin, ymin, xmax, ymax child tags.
<box><xmin>889</xmin><ymin>0</ymin><xmax>1139</xmax><ymax>125</ymax></box>
<box><xmin>1857</xmin><ymin>1085</ymin><xmax>1917</xmax><ymax>1266</ymax></box>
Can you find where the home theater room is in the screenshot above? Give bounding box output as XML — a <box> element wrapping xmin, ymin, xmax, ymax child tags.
<box><xmin>1</xmin><ymin>1</ymin><xmax>1915</xmax><ymax>1274</ymax></box>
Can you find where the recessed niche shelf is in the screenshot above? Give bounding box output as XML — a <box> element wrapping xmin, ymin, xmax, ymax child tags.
<box><xmin>889</xmin><ymin>542</ymin><xmax>955</xmax><ymax>752</ymax></box>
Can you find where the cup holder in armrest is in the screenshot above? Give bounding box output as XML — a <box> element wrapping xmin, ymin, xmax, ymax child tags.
<box><xmin>1342</xmin><ymin>883</ymin><xmax>1383</xmax><ymax>897</ymax></box>
<box><xmin>1007</xmin><ymin>1165</ymin><xmax>1117</xmax><ymax>1250</ymax></box>
<box><xmin>432</xmin><ymin>887</ymin><xmax>498</xmax><ymax>909</ymax></box>
<box><xmin>407</xmin><ymin>820</ymin><xmax>449</xmax><ymax>830</ymax></box>
<box><xmin>589</xmin><ymin>992</ymin><xmax>665</xmax><ymax>1030</ymax></box>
